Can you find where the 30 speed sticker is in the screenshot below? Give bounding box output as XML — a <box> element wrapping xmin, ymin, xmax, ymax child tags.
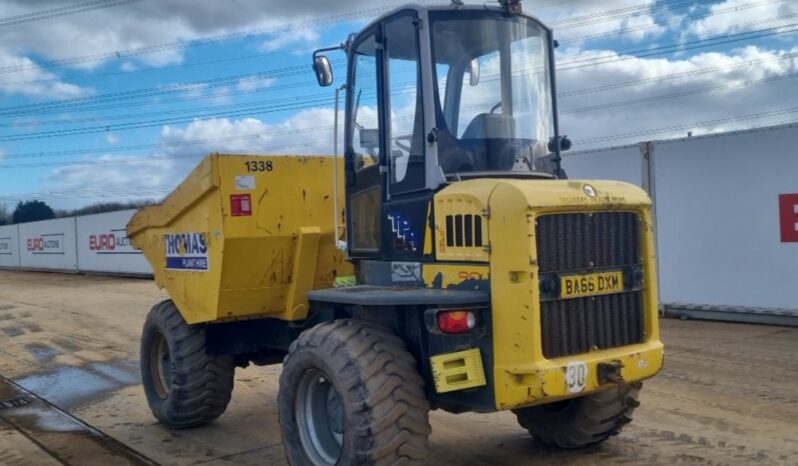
<box><xmin>565</xmin><ymin>361</ymin><xmax>588</xmax><ymax>394</ymax></box>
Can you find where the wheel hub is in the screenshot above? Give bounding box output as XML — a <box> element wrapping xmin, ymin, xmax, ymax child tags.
<box><xmin>149</xmin><ymin>332</ymin><xmax>171</xmax><ymax>399</ymax></box>
<box><xmin>296</xmin><ymin>369</ymin><xmax>344</xmax><ymax>466</ymax></box>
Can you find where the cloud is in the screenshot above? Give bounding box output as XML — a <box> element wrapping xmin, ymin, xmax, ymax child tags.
<box><xmin>0</xmin><ymin>48</ymin><xmax>93</xmax><ymax>99</ymax></box>
<box><xmin>165</xmin><ymin>81</ymin><xmax>209</xmax><ymax>98</ymax></box>
<box><xmin>0</xmin><ymin>0</ymin><xmax>407</xmax><ymax>72</ymax></box>
<box><xmin>237</xmin><ymin>76</ymin><xmax>276</xmax><ymax>92</ymax></box>
<box><xmin>556</xmin><ymin>45</ymin><xmax>798</xmax><ymax>147</ymax></box>
<box><xmin>690</xmin><ymin>0</ymin><xmax>798</xmax><ymax>38</ymax></box>
<box><xmin>160</xmin><ymin>109</ymin><xmax>338</xmax><ymax>156</ymax></box>
<box><xmin>546</xmin><ymin>0</ymin><xmax>664</xmax><ymax>44</ymax></box>
<box><xmin>45</xmin><ymin>154</ymin><xmax>177</xmax><ymax>198</ymax></box>
<box><xmin>259</xmin><ymin>28</ymin><xmax>321</xmax><ymax>52</ymax></box>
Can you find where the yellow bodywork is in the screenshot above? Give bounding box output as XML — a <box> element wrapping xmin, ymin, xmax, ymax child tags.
<box><xmin>433</xmin><ymin>178</ymin><xmax>664</xmax><ymax>411</ymax></box>
<box><xmin>129</xmin><ymin>152</ymin><xmax>661</xmax><ymax>412</ymax></box>
<box><xmin>127</xmin><ymin>154</ymin><xmax>353</xmax><ymax>324</ymax></box>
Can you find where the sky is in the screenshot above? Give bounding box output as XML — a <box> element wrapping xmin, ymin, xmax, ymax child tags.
<box><xmin>0</xmin><ymin>0</ymin><xmax>796</xmax><ymax>210</ymax></box>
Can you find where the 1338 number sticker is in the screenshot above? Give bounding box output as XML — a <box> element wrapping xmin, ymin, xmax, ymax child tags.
<box><xmin>244</xmin><ymin>160</ymin><xmax>274</xmax><ymax>172</ymax></box>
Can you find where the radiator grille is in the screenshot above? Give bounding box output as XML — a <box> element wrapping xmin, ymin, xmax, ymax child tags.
<box><xmin>540</xmin><ymin>292</ymin><xmax>644</xmax><ymax>358</ymax></box>
<box><xmin>537</xmin><ymin>212</ymin><xmax>640</xmax><ymax>273</ymax></box>
<box><xmin>536</xmin><ymin>212</ymin><xmax>645</xmax><ymax>358</ymax></box>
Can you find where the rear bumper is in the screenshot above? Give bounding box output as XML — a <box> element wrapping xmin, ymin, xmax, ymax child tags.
<box><xmin>493</xmin><ymin>340</ymin><xmax>664</xmax><ymax>411</ymax></box>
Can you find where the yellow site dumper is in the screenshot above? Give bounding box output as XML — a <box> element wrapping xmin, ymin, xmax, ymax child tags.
<box><xmin>129</xmin><ymin>3</ymin><xmax>664</xmax><ymax>465</ymax></box>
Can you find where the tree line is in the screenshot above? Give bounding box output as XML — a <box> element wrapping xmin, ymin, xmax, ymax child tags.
<box><xmin>0</xmin><ymin>200</ymin><xmax>154</xmax><ymax>225</ymax></box>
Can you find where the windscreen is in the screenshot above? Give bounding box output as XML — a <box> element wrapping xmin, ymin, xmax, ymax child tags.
<box><xmin>431</xmin><ymin>11</ymin><xmax>556</xmax><ymax>175</ymax></box>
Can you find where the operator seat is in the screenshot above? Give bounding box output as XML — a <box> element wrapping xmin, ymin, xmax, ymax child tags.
<box><xmin>461</xmin><ymin>113</ymin><xmax>516</xmax><ymax>140</ymax></box>
<box><xmin>438</xmin><ymin>113</ymin><xmax>518</xmax><ymax>172</ymax></box>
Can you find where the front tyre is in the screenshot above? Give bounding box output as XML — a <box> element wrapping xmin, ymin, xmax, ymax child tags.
<box><xmin>513</xmin><ymin>382</ymin><xmax>642</xmax><ymax>449</ymax></box>
<box><xmin>140</xmin><ymin>300</ymin><xmax>235</xmax><ymax>429</ymax></box>
<box><xmin>278</xmin><ymin>319</ymin><xmax>431</xmax><ymax>466</ymax></box>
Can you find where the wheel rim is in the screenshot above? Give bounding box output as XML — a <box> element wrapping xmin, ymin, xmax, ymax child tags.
<box><xmin>149</xmin><ymin>332</ymin><xmax>171</xmax><ymax>399</ymax></box>
<box><xmin>295</xmin><ymin>369</ymin><xmax>344</xmax><ymax>466</ymax></box>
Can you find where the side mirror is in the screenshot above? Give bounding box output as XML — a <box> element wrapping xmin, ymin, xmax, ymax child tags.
<box><xmin>313</xmin><ymin>55</ymin><xmax>333</xmax><ymax>87</ymax></box>
<box><xmin>468</xmin><ymin>58</ymin><xmax>480</xmax><ymax>86</ymax></box>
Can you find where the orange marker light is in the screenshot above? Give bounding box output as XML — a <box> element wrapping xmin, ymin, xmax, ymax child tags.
<box><xmin>437</xmin><ymin>310</ymin><xmax>476</xmax><ymax>334</ymax></box>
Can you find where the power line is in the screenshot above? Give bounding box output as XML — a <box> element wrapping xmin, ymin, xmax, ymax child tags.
<box><xmin>9</xmin><ymin>45</ymin><xmax>798</xmax><ymax>131</ymax></box>
<box><xmin>0</xmin><ymin>0</ymin><xmax>143</xmax><ymax>28</ymax></box>
<box><xmin>0</xmin><ymin>3</ymin><xmax>792</xmax><ymax>157</ymax></box>
<box><xmin>0</xmin><ymin>135</ymin><xmax>332</xmax><ymax>169</ymax></box>
<box><xmin>550</xmin><ymin>0</ymin><xmax>704</xmax><ymax>29</ymax></box>
<box><xmin>4</xmin><ymin>113</ymin><xmax>797</xmax><ymax>192</ymax></box>
<box><xmin>0</xmin><ymin>1</ymin><xmax>435</xmax><ymax>76</ymax></box>
<box><xmin>577</xmin><ymin>106</ymin><xmax>798</xmax><ymax>144</ymax></box>
<box><xmin>0</xmin><ymin>129</ymin><xmax>323</xmax><ymax>160</ymax></box>
<box><xmin>561</xmin><ymin>72</ymin><xmax>798</xmax><ymax>114</ymax></box>
<box><xmin>559</xmin><ymin>0</ymin><xmax>788</xmax><ymax>45</ymax></box>
<box><xmin>4</xmin><ymin>19</ymin><xmax>796</xmax><ymax>126</ymax></box>
<box><xmin>2</xmin><ymin>1</ymin><xmax>786</xmax><ymax>118</ymax></box>
<box><xmin>0</xmin><ymin>0</ymin><xmax>659</xmax><ymax>88</ymax></box>
<box><xmin>4</xmin><ymin>95</ymin><xmax>798</xmax><ymax>172</ymax></box>
<box><xmin>0</xmin><ymin>47</ymin><xmax>325</xmax><ymax>88</ymax></box>
<box><xmin>0</xmin><ymin>65</ymin><xmax>316</xmax><ymax>117</ymax></box>
<box><xmin>6</xmin><ymin>61</ymin><xmax>795</xmax><ymax>144</ymax></box>
<box><xmin>0</xmin><ymin>95</ymin><xmax>339</xmax><ymax>142</ymax></box>
<box><xmin>560</xmin><ymin>51</ymin><xmax>798</xmax><ymax>98</ymax></box>
<box><xmin>0</xmin><ymin>0</ymin><xmax>708</xmax><ymax>77</ymax></box>
<box><xmin>558</xmin><ymin>23</ymin><xmax>798</xmax><ymax>71</ymax></box>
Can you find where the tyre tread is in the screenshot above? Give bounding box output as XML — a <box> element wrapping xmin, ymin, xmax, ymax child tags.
<box><xmin>279</xmin><ymin>319</ymin><xmax>431</xmax><ymax>466</ymax></box>
<box><xmin>513</xmin><ymin>383</ymin><xmax>642</xmax><ymax>449</ymax></box>
<box><xmin>141</xmin><ymin>300</ymin><xmax>235</xmax><ymax>429</ymax></box>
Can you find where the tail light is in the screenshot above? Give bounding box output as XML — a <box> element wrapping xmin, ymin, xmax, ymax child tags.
<box><xmin>437</xmin><ymin>310</ymin><xmax>476</xmax><ymax>334</ymax></box>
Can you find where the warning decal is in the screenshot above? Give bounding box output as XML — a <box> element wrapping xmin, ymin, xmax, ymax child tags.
<box><xmin>231</xmin><ymin>194</ymin><xmax>252</xmax><ymax>216</ymax></box>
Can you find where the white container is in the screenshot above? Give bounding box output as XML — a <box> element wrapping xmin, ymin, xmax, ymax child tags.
<box><xmin>18</xmin><ymin>217</ymin><xmax>78</xmax><ymax>271</ymax></box>
<box><xmin>651</xmin><ymin>123</ymin><xmax>798</xmax><ymax>311</ymax></box>
<box><xmin>563</xmin><ymin>142</ymin><xmax>645</xmax><ymax>188</ymax></box>
<box><xmin>0</xmin><ymin>224</ymin><xmax>20</xmax><ymax>268</ymax></box>
<box><xmin>76</xmin><ymin>210</ymin><xmax>152</xmax><ymax>275</ymax></box>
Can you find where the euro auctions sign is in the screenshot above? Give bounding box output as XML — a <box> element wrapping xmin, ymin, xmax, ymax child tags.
<box><xmin>26</xmin><ymin>234</ymin><xmax>65</xmax><ymax>254</ymax></box>
<box><xmin>165</xmin><ymin>232</ymin><xmax>209</xmax><ymax>271</ymax></box>
<box><xmin>88</xmin><ymin>229</ymin><xmax>136</xmax><ymax>254</ymax></box>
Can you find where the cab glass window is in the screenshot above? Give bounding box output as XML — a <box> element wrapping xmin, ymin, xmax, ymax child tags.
<box><xmin>351</xmin><ymin>35</ymin><xmax>380</xmax><ymax>172</ymax></box>
<box><xmin>385</xmin><ymin>14</ymin><xmax>425</xmax><ymax>194</ymax></box>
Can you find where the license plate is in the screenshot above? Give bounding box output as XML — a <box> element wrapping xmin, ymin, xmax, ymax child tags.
<box><xmin>560</xmin><ymin>271</ymin><xmax>624</xmax><ymax>299</ymax></box>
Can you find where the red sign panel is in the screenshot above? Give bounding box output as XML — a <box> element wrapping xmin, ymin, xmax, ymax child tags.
<box><xmin>779</xmin><ymin>194</ymin><xmax>798</xmax><ymax>242</ymax></box>
<box><xmin>231</xmin><ymin>194</ymin><xmax>252</xmax><ymax>217</ymax></box>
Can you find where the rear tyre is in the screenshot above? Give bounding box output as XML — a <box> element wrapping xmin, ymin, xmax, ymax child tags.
<box><xmin>278</xmin><ymin>319</ymin><xmax>431</xmax><ymax>466</ymax></box>
<box><xmin>140</xmin><ymin>299</ymin><xmax>235</xmax><ymax>429</ymax></box>
<box><xmin>513</xmin><ymin>382</ymin><xmax>642</xmax><ymax>449</ymax></box>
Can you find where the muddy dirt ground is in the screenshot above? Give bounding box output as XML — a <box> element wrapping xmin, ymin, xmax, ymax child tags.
<box><xmin>0</xmin><ymin>270</ymin><xmax>796</xmax><ymax>465</ymax></box>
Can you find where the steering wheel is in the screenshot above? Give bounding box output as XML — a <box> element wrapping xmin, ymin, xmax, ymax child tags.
<box><xmin>490</xmin><ymin>101</ymin><xmax>502</xmax><ymax>114</ymax></box>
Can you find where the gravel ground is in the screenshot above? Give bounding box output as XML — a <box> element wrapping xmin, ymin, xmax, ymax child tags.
<box><xmin>0</xmin><ymin>270</ymin><xmax>796</xmax><ymax>466</ymax></box>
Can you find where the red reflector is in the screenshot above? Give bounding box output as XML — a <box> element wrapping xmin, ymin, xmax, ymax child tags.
<box><xmin>437</xmin><ymin>310</ymin><xmax>476</xmax><ymax>334</ymax></box>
